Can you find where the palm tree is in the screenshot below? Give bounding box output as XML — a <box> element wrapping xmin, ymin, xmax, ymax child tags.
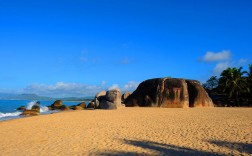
<box><xmin>219</xmin><ymin>67</ymin><xmax>248</xmax><ymax>106</ymax></box>
<box><xmin>247</xmin><ymin>64</ymin><xmax>252</xmax><ymax>82</ymax></box>
<box><xmin>246</xmin><ymin>64</ymin><xmax>252</xmax><ymax>95</ymax></box>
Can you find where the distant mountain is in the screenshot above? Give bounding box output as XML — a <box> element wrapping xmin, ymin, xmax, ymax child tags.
<box><xmin>2</xmin><ymin>94</ymin><xmax>54</xmax><ymax>101</ymax></box>
<box><xmin>0</xmin><ymin>93</ymin><xmax>94</xmax><ymax>101</ymax></box>
<box><xmin>60</xmin><ymin>96</ymin><xmax>94</xmax><ymax>101</ymax></box>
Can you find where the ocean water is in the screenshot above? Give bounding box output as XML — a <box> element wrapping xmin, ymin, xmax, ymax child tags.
<box><xmin>0</xmin><ymin>100</ymin><xmax>82</xmax><ymax>121</ymax></box>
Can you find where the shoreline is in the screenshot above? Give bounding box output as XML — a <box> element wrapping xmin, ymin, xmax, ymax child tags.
<box><xmin>1</xmin><ymin>106</ymin><xmax>251</xmax><ymax>122</ymax></box>
<box><xmin>1</xmin><ymin>107</ymin><xmax>251</xmax><ymax>155</ymax></box>
<box><xmin>0</xmin><ymin>100</ymin><xmax>85</xmax><ymax>121</ymax></box>
<box><xmin>0</xmin><ymin>106</ymin><xmax>251</xmax><ymax>123</ymax></box>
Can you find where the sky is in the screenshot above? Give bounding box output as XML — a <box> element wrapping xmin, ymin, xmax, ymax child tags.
<box><xmin>0</xmin><ymin>0</ymin><xmax>252</xmax><ymax>97</ymax></box>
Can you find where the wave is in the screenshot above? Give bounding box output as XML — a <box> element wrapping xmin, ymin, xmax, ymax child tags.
<box><xmin>0</xmin><ymin>101</ymin><xmax>50</xmax><ymax>119</ymax></box>
<box><xmin>26</xmin><ymin>101</ymin><xmax>49</xmax><ymax>113</ymax></box>
<box><xmin>0</xmin><ymin>111</ymin><xmax>22</xmax><ymax>118</ymax></box>
<box><xmin>40</xmin><ymin>106</ymin><xmax>49</xmax><ymax>112</ymax></box>
<box><xmin>26</xmin><ymin>101</ymin><xmax>37</xmax><ymax>109</ymax></box>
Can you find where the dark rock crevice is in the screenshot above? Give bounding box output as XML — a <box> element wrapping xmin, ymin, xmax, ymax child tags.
<box><xmin>186</xmin><ymin>80</ymin><xmax>198</xmax><ymax>107</ymax></box>
<box><xmin>186</xmin><ymin>80</ymin><xmax>213</xmax><ymax>107</ymax></box>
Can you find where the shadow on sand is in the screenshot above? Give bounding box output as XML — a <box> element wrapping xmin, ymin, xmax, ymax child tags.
<box><xmin>209</xmin><ymin>140</ymin><xmax>252</xmax><ymax>155</ymax></box>
<box><xmin>93</xmin><ymin>139</ymin><xmax>251</xmax><ymax>156</ymax></box>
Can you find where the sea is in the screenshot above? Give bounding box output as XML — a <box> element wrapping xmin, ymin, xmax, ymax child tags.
<box><xmin>0</xmin><ymin>100</ymin><xmax>82</xmax><ymax>121</ymax></box>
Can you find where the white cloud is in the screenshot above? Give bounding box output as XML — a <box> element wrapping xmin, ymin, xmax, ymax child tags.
<box><xmin>202</xmin><ymin>50</ymin><xmax>231</xmax><ymax>62</ymax></box>
<box><xmin>108</xmin><ymin>81</ymin><xmax>139</xmax><ymax>92</ymax></box>
<box><xmin>121</xmin><ymin>81</ymin><xmax>139</xmax><ymax>91</ymax></box>
<box><xmin>108</xmin><ymin>84</ymin><xmax>120</xmax><ymax>90</ymax></box>
<box><xmin>200</xmin><ymin>50</ymin><xmax>250</xmax><ymax>77</ymax></box>
<box><xmin>211</xmin><ymin>59</ymin><xmax>249</xmax><ymax>75</ymax></box>
<box><xmin>18</xmin><ymin>81</ymin><xmax>140</xmax><ymax>97</ymax></box>
<box><xmin>22</xmin><ymin>82</ymin><xmax>103</xmax><ymax>97</ymax></box>
<box><xmin>213</xmin><ymin>62</ymin><xmax>229</xmax><ymax>74</ymax></box>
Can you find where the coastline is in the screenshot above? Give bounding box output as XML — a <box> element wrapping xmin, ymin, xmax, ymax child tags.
<box><xmin>0</xmin><ymin>100</ymin><xmax>84</xmax><ymax>121</ymax></box>
<box><xmin>1</xmin><ymin>107</ymin><xmax>251</xmax><ymax>155</ymax></box>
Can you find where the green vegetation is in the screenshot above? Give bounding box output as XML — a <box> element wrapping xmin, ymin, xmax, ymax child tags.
<box><xmin>203</xmin><ymin>76</ymin><xmax>219</xmax><ymax>90</ymax></box>
<box><xmin>203</xmin><ymin>64</ymin><xmax>252</xmax><ymax>107</ymax></box>
<box><xmin>247</xmin><ymin>64</ymin><xmax>252</xmax><ymax>93</ymax></box>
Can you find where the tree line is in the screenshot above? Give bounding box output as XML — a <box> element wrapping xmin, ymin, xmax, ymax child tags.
<box><xmin>203</xmin><ymin>64</ymin><xmax>252</xmax><ymax>107</ymax></box>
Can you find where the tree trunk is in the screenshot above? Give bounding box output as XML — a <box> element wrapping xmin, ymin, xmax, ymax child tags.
<box><xmin>235</xmin><ymin>91</ymin><xmax>240</xmax><ymax>107</ymax></box>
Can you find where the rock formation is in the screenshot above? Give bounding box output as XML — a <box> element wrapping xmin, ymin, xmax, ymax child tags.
<box><xmin>73</xmin><ymin>106</ymin><xmax>84</xmax><ymax>110</ymax></box>
<box><xmin>94</xmin><ymin>90</ymin><xmax>106</xmax><ymax>109</ymax></box>
<box><xmin>31</xmin><ymin>101</ymin><xmax>40</xmax><ymax>112</ymax></box>
<box><xmin>87</xmin><ymin>101</ymin><xmax>95</xmax><ymax>109</ymax></box>
<box><xmin>21</xmin><ymin>101</ymin><xmax>40</xmax><ymax>116</ymax></box>
<box><xmin>61</xmin><ymin>105</ymin><xmax>71</xmax><ymax>111</ymax></box>
<box><xmin>94</xmin><ymin>89</ymin><xmax>124</xmax><ymax>109</ymax></box>
<box><xmin>21</xmin><ymin>110</ymin><xmax>40</xmax><ymax>116</ymax></box>
<box><xmin>100</xmin><ymin>100</ymin><xmax>117</xmax><ymax>109</ymax></box>
<box><xmin>186</xmin><ymin>80</ymin><xmax>214</xmax><ymax>107</ymax></box>
<box><xmin>125</xmin><ymin>78</ymin><xmax>213</xmax><ymax>108</ymax></box>
<box><xmin>105</xmin><ymin>89</ymin><xmax>122</xmax><ymax>106</ymax></box>
<box><xmin>77</xmin><ymin>102</ymin><xmax>86</xmax><ymax>109</ymax></box>
<box><xmin>17</xmin><ymin>106</ymin><xmax>26</xmax><ymax>111</ymax></box>
<box><xmin>121</xmin><ymin>92</ymin><xmax>131</xmax><ymax>103</ymax></box>
<box><xmin>50</xmin><ymin>100</ymin><xmax>63</xmax><ymax>110</ymax></box>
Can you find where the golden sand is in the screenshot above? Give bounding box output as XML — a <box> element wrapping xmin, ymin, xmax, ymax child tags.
<box><xmin>0</xmin><ymin>108</ymin><xmax>251</xmax><ymax>156</ymax></box>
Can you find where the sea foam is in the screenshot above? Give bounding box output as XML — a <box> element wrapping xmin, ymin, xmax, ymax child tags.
<box><xmin>0</xmin><ymin>111</ymin><xmax>22</xmax><ymax>118</ymax></box>
<box><xmin>26</xmin><ymin>101</ymin><xmax>49</xmax><ymax>112</ymax></box>
<box><xmin>0</xmin><ymin>101</ymin><xmax>49</xmax><ymax>120</ymax></box>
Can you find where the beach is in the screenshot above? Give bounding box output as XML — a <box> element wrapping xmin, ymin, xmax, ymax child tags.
<box><xmin>0</xmin><ymin>108</ymin><xmax>251</xmax><ymax>156</ymax></box>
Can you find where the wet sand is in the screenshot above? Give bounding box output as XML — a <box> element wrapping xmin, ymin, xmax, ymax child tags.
<box><xmin>0</xmin><ymin>108</ymin><xmax>251</xmax><ymax>156</ymax></box>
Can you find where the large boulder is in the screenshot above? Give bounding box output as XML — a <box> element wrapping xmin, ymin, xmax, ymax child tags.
<box><xmin>94</xmin><ymin>90</ymin><xmax>106</xmax><ymax>108</ymax></box>
<box><xmin>121</xmin><ymin>92</ymin><xmax>131</xmax><ymax>103</ymax></box>
<box><xmin>31</xmin><ymin>101</ymin><xmax>40</xmax><ymax>112</ymax></box>
<box><xmin>95</xmin><ymin>89</ymin><xmax>123</xmax><ymax>110</ymax></box>
<box><xmin>51</xmin><ymin>100</ymin><xmax>63</xmax><ymax>110</ymax></box>
<box><xmin>105</xmin><ymin>89</ymin><xmax>122</xmax><ymax>107</ymax></box>
<box><xmin>186</xmin><ymin>80</ymin><xmax>214</xmax><ymax>107</ymax></box>
<box><xmin>21</xmin><ymin>110</ymin><xmax>40</xmax><ymax>116</ymax></box>
<box><xmin>100</xmin><ymin>100</ymin><xmax>117</xmax><ymax>110</ymax></box>
<box><xmin>125</xmin><ymin>78</ymin><xmax>213</xmax><ymax>108</ymax></box>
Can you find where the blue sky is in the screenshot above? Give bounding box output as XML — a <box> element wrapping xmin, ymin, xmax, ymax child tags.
<box><xmin>0</xmin><ymin>0</ymin><xmax>252</xmax><ymax>97</ymax></box>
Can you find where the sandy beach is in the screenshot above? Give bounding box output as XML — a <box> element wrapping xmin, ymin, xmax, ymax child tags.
<box><xmin>0</xmin><ymin>108</ymin><xmax>251</xmax><ymax>156</ymax></box>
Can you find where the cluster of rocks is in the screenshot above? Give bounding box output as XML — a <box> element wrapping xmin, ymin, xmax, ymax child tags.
<box><xmin>87</xmin><ymin>89</ymin><xmax>127</xmax><ymax>109</ymax></box>
<box><xmin>17</xmin><ymin>89</ymin><xmax>128</xmax><ymax>116</ymax></box>
<box><xmin>19</xmin><ymin>101</ymin><xmax>41</xmax><ymax>116</ymax></box>
<box><xmin>16</xmin><ymin>77</ymin><xmax>214</xmax><ymax>116</ymax></box>
<box><xmin>17</xmin><ymin>100</ymin><xmax>88</xmax><ymax>116</ymax></box>
<box><xmin>48</xmin><ymin>100</ymin><xmax>87</xmax><ymax>111</ymax></box>
<box><xmin>16</xmin><ymin>102</ymin><xmax>38</xmax><ymax>114</ymax></box>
